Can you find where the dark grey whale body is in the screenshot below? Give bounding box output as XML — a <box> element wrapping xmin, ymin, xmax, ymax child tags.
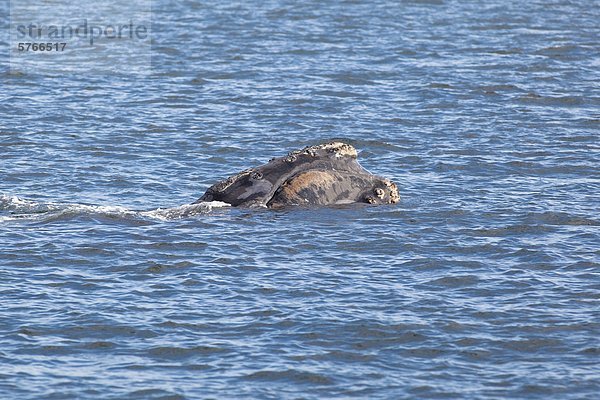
<box><xmin>195</xmin><ymin>142</ymin><xmax>399</xmax><ymax>208</ymax></box>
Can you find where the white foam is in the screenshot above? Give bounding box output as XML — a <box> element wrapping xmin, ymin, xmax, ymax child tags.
<box><xmin>1</xmin><ymin>194</ymin><xmax>37</xmax><ymax>208</ymax></box>
<box><xmin>141</xmin><ymin>201</ymin><xmax>231</xmax><ymax>221</ymax></box>
<box><xmin>0</xmin><ymin>194</ymin><xmax>231</xmax><ymax>223</ymax></box>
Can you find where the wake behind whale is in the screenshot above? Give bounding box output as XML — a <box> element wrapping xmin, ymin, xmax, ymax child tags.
<box><xmin>0</xmin><ymin>194</ymin><xmax>230</xmax><ymax>223</ymax></box>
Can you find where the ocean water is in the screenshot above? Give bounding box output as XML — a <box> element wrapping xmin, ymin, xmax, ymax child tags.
<box><xmin>1</xmin><ymin>0</ymin><xmax>599</xmax><ymax>398</ymax></box>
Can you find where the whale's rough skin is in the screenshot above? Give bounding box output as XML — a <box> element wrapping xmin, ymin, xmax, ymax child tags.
<box><xmin>195</xmin><ymin>142</ymin><xmax>399</xmax><ymax>208</ymax></box>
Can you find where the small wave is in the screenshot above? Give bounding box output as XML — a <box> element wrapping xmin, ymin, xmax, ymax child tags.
<box><xmin>524</xmin><ymin>211</ymin><xmax>599</xmax><ymax>227</ymax></box>
<box><xmin>0</xmin><ymin>194</ymin><xmax>230</xmax><ymax>223</ymax></box>
<box><xmin>536</xmin><ymin>44</ymin><xmax>582</xmax><ymax>58</ymax></box>
<box><xmin>245</xmin><ymin>369</ymin><xmax>334</xmax><ymax>385</ymax></box>
<box><xmin>517</xmin><ymin>93</ymin><xmax>585</xmax><ymax>107</ymax></box>
<box><xmin>141</xmin><ymin>202</ymin><xmax>230</xmax><ymax>221</ymax></box>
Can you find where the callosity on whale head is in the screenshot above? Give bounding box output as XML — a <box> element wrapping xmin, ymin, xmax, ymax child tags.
<box><xmin>195</xmin><ymin>142</ymin><xmax>399</xmax><ymax>208</ymax></box>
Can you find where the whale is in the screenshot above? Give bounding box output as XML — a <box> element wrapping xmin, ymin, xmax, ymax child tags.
<box><xmin>195</xmin><ymin>142</ymin><xmax>399</xmax><ymax>208</ymax></box>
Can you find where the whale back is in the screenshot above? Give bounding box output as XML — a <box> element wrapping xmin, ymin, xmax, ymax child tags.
<box><xmin>196</xmin><ymin>142</ymin><xmax>399</xmax><ymax>208</ymax></box>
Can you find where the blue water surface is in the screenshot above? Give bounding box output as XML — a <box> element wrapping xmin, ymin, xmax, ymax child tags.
<box><xmin>1</xmin><ymin>1</ymin><xmax>599</xmax><ymax>399</ymax></box>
